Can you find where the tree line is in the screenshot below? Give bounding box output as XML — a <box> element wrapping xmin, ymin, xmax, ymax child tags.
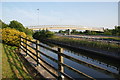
<box><xmin>58</xmin><ymin>26</ymin><xmax>120</xmax><ymax>36</ymax></box>
<box><xmin>0</xmin><ymin>20</ymin><xmax>33</xmax><ymax>36</ymax></box>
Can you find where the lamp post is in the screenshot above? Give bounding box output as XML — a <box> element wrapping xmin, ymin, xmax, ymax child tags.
<box><xmin>37</xmin><ymin>9</ymin><xmax>39</xmax><ymax>27</ymax></box>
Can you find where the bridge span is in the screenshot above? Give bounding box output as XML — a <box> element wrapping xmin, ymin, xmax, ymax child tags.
<box><xmin>28</xmin><ymin>25</ymin><xmax>104</xmax><ymax>31</ymax></box>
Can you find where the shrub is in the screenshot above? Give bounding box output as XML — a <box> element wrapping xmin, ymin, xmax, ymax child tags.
<box><xmin>1</xmin><ymin>28</ymin><xmax>26</xmax><ymax>46</ymax></box>
<box><xmin>33</xmin><ymin>29</ymin><xmax>54</xmax><ymax>40</ymax></box>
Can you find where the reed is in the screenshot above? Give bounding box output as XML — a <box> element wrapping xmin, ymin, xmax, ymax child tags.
<box><xmin>49</xmin><ymin>36</ymin><xmax>120</xmax><ymax>53</ymax></box>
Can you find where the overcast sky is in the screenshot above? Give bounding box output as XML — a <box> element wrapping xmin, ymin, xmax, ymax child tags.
<box><xmin>1</xmin><ymin>2</ymin><xmax>118</xmax><ymax>29</ymax></box>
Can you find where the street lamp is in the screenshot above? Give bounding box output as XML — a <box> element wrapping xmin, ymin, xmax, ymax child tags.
<box><xmin>37</xmin><ymin>9</ymin><xmax>39</xmax><ymax>27</ymax></box>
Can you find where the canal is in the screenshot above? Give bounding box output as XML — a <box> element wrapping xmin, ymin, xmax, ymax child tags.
<box><xmin>33</xmin><ymin>41</ymin><xmax>120</xmax><ymax>79</ymax></box>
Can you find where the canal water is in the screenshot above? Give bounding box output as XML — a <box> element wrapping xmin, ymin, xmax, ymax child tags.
<box><xmin>33</xmin><ymin>41</ymin><xmax>120</xmax><ymax>79</ymax></box>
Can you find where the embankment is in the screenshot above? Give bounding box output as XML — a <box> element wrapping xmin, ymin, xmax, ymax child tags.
<box><xmin>40</xmin><ymin>38</ymin><xmax>120</xmax><ymax>60</ymax></box>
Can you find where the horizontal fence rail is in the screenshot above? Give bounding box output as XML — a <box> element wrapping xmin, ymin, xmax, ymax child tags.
<box><xmin>19</xmin><ymin>37</ymin><xmax>120</xmax><ymax>80</ymax></box>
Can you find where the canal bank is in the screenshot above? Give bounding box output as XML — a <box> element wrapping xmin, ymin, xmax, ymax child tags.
<box><xmin>39</xmin><ymin>39</ymin><xmax>120</xmax><ymax>60</ymax></box>
<box><xmin>36</xmin><ymin>40</ymin><xmax>120</xmax><ymax>79</ymax></box>
<box><xmin>20</xmin><ymin>37</ymin><xmax>120</xmax><ymax>79</ymax></box>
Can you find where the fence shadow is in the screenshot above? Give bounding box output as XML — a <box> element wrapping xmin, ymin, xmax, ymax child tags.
<box><xmin>3</xmin><ymin>45</ymin><xmax>32</xmax><ymax>79</ymax></box>
<box><xmin>15</xmin><ymin>48</ymin><xmax>46</xmax><ymax>79</ymax></box>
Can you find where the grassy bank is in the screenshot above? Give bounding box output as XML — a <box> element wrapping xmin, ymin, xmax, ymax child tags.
<box><xmin>2</xmin><ymin>43</ymin><xmax>32</xmax><ymax>79</ymax></box>
<box><xmin>48</xmin><ymin>36</ymin><xmax>120</xmax><ymax>53</ymax></box>
<box><xmin>102</xmin><ymin>37</ymin><xmax>120</xmax><ymax>41</ymax></box>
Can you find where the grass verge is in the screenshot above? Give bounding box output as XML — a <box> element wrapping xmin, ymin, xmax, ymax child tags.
<box><xmin>48</xmin><ymin>36</ymin><xmax>120</xmax><ymax>53</ymax></box>
<box><xmin>2</xmin><ymin>43</ymin><xmax>33</xmax><ymax>79</ymax></box>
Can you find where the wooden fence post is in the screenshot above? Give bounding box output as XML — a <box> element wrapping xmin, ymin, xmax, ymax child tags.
<box><xmin>19</xmin><ymin>36</ymin><xmax>21</xmax><ymax>52</ymax></box>
<box><xmin>58</xmin><ymin>48</ymin><xmax>64</xmax><ymax>80</ymax></box>
<box><xmin>107</xmin><ymin>41</ymin><xmax>110</xmax><ymax>50</ymax></box>
<box><xmin>118</xmin><ymin>68</ymin><xmax>120</xmax><ymax>74</ymax></box>
<box><xmin>21</xmin><ymin>37</ymin><xmax>23</xmax><ymax>47</ymax></box>
<box><xmin>36</xmin><ymin>40</ymin><xmax>39</xmax><ymax>66</ymax></box>
<box><xmin>117</xmin><ymin>42</ymin><xmax>120</xmax><ymax>53</ymax></box>
<box><xmin>26</xmin><ymin>37</ymin><xmax>28</xmax><ymax>56</ymax></box>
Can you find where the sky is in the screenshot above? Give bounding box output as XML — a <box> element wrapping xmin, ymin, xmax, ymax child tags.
<box><xmin>1</xmin><ymin>2</ymin><xmax>118</xmax><ymax>29</ymax></box>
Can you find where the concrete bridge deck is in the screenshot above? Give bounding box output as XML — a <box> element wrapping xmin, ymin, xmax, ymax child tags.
<box><xmin>28</xmin><ymin>25</ymin><xmax>104</xmax><ymax>31</ymax></box>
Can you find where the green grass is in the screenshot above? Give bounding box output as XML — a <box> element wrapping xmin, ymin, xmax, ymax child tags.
<box><xmin>49</xmin><ymin>36</ymin><xmax>120</xmax><ymax>52</ymax></box>
<box><xmin>2</xmin><ymin>43</ymin><xmax>32</xmax><ymax>79</ymax></box>
<box><xmin>102</xmin><ymin>37</ymin><xmax>120</xmax><ymax>41</ymax></box>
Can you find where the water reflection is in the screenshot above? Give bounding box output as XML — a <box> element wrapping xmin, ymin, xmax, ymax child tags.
<box><xmin>33</xmin><ymin>41</ymin><xmax>120</xmax><ymax>78</ymax></box>
<box><xmin>39</xmin><ymin>41</ymin><xmax>120</xmax><ymax>74</ymax></box>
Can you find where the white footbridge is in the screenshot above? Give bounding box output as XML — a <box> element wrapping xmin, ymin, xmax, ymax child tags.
<box><xmin>28</xmin><ymin>25</ymin><xmax>104</xmax><ymax>31</ymax></box>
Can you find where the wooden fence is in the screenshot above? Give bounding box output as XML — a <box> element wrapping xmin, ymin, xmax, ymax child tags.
<box><xmin>19</xmin><ymin>36</ymin><xmax>120</xmax><ymax>80</ymax></box>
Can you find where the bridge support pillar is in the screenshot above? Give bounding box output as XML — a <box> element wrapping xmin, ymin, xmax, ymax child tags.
<box><xmin>67</xmin><ymin>29</ymin><xmax>71</xmax><ymax>35</ymax></box>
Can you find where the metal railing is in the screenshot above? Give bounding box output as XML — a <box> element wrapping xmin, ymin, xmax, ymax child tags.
<box><xmin>19</xmin><ymin>36</ymin><xmax>120</xmax><ymax>80</ymax></box>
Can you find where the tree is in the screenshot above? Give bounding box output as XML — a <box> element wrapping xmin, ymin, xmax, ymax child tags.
<box><xmin>91</xmin><ymin>31</ymin><xmax>97</xmax><ymax>35</ymax></box>
<box><xmin>71</xmin><ymin>29</ymin><xmax>78</xmax><ymax>34</ymax></box>
<box><xmin>9</xmin><ymin>20</ymin><xmax>33</xmax><ymax>36</ymax></box>
<box><xmin>33</xmin><ymin>31</ymin><xmax>40</xmax><ymax>39</ymax></box>
<box><xmin>84</xmin><ymin>30</ymin><xmax>91</xmax><ymax>35</ymax></box>
<box><xmin>0</xmin><ymin>20</ymin><xmax>9</xmax><ymax>28</ymax></box>
<box><xmin>114</xmin><ymin>26</ymin><xmax>120</xmax><ymax>36</ymax></box>
<box><xmin>58</xmin><ymin>30</ymin><xmax>63</xmax><ymax>33</ymax></box>
<box><xmin>33</xmin><ymin>29</ymin><xmax>54</xmax><ymax>40</ymax></box>
<box><xmin>45</xmin><ymin>30</ymin><xmax>54</xmax><ymax>38</ymax></box>
<box><xmin>9</xmin><ymin>20</ymin><xmax>26</xmax><ymax>32</ymax></box>
<box><xmin>104</xmin><ymin>29</ymin><xmax>112</xmax><ymax>35</ymax></box>
<box><xmin>24</xmin><ymin>27</ymin><xmax>33</xmax><ymax>36</ymax></box>
<box><xmin>79</xmin><ymin>31</ymin><xmax>83</xmax><ymax>34</ymax></box>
